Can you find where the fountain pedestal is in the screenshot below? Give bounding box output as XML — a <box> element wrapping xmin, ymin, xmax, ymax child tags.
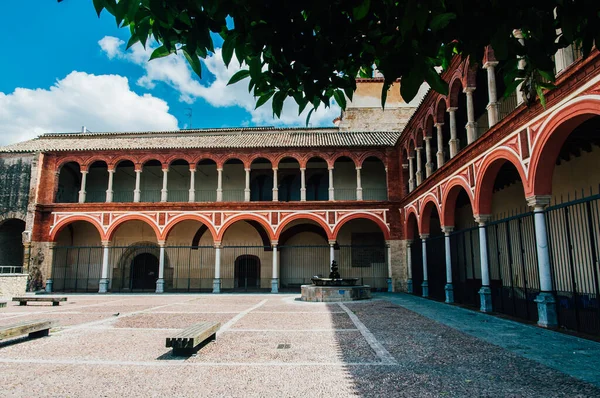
<box><xmin>301</xmin><ymin>284</ymin><xmax>371</xmax><ymax>302</ymax></box>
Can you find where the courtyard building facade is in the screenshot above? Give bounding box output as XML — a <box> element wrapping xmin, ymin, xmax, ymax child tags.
<box><xmin>1</xmin><ymin>44</ymin><xmax>599</xmax><ymax>337</ymax></box>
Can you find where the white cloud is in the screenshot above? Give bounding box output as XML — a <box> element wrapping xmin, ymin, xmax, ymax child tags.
<box><xmin>0</xmin><ymin>71</ymin><xmax>179</xmax><ymax>145</ymax></box>
<box><xmin>99</xmin><ymin>36</ymin><xmax>340</xmax><ymax>127</ymax></box>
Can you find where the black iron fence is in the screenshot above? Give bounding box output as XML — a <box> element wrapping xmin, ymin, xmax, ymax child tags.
<box><xmin>546</xmin><ymin>194</ymin><xmax>600</xmax><ymax>335</ymax></box>
<box><xmin>450</xmin><ymin>226</ymin><xmax>480</xmax><ymax>308</ymax></box>
<box><xmin>50</xmin><ymin>244</ymin><xmax>389</xmax><ymax>293</ymax></box>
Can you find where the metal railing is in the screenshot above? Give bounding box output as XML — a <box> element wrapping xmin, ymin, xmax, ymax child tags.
<box><xmin>113</xmin><ymin>190</ymin><xmax>134</xmax><ymax>203</ymax></box>
<box><xmin>334</xmin><ymin>188</ymin><xmax>356</xmax><ymax>201</ymax></box>
<box><xmin>167</xmin><ymin>190</ymin><xmax>190</xmax><ymax>203</ymax></box>
<box><xmin>49</xmin><ymin>244</ymin><xmax>389</xmax><ymax>293</ymax></box>
<box><xmin>222</xmin><ymin>189</ymin><xmax>244</xmax><ymax>202</ymax></box>
<box><xmin>498</xmin><ymin>90</ymin><xmax>519</xmax><ymax>122</ymax></box>
<box><xmin>140</xmin><ymin>190</ymin><xmax>161</xmax><ymax>203</ymax></box>
<box><xmin>363</xmin><ymin>188</ymin><xmax>388</xmax><ymax>201</ymax></box>
<box><xmin>85</xmin><ymin>190</ymin><xmax>106</xmax><ymax>203</ymax></box>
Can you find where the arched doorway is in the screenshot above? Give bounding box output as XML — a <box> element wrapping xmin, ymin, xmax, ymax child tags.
<box><xmin>234</xmin><ymin>255</ymin><xmax>261</xmax><ymax>290</ymax></box>
<box><xmin>55</xmin><ymin>162</ymin><xmax>80</xmax><ymax>203</ymax></box>
<box><xmin>130</xmin><ymin>253</ymin><xmax>159</xmax><ymax>290</ymax></box>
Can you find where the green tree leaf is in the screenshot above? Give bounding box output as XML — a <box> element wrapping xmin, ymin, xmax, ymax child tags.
<box><xmin>149</xmin><ymin>45</ymin><xmax>171</xmax><ymax>61</ymax></box>
<box><xmin>430</xmin><ymin>13</ymin><xmax>456</xmax><ymax>32</ymax></box>
<box><xmin>333</xmin><ymin>90</ymin><xmax>347</xmax><ymax>110</ymax></box>
<box><xmin>228</xmin><ymin>70</ymin><xmax>250</xmax><ymax>85</ymax></box>
<box><xmin>255</xmin><ymin>91</ymin><xmax>275</xmax><ymax>109</ymax></box>
<box><xmin>353</xmin><ymin>0</ymin><xmax>371</xmax><ymax>21</ymax></box>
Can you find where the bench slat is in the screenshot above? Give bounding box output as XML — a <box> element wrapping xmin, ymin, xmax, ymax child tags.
<box><xmin>0</xmin><ymin>320</ymin><xmax>56</xmax><ymax>341</ymax></box>
<box><xmin>166</xmin><ymin>322</ymin><xmax>220</xmax><ymax>350</ymax></box>
<box><xmin>12</xmin><ymin>297</ymin><xmax>67</xmax><ymax>302</ymax></box>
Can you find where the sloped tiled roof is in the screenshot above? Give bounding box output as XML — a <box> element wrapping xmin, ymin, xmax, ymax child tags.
<box><xmin>0</xmin><ymin>127</ymin><xmax>400</xmax><ymax>153</ymax></box>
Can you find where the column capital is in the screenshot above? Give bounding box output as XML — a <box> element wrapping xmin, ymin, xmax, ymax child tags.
<box><xmin>434</xmin><ymin>122</ymin><xmax>444</xmax><ymax>128</ymax></box>
<box><xmin>271</xmin><ymin>241</ymin><xmax>278</xmax><ymax>248</ymax></box>
<box><xmin>272</xmin><ymin>167</ymin><xmax>278</xmax><ymax>171</ymax></box>
<box><xmin>474</xmin><ymin>214</ymin><xmax>492</xmax><ymax>226</ymax></box>
<box><xmin>217</xmin><ymin>167</ymin><xmax>223</xmax><ymax>172</ymax></box>
<box><xmin>214</xmin><ymin>242</ymin><xmax>222</xmax><ymax>249</ymax></box>
<box><xmin>441</xmin><ymin>226</ymin><xmax>454</xmax><ymax>235</ymax></box>
<box><xmin>328</xmin><ymin>166</ymin><xmax>334</xmax><ymax>171</ymax></box>
<box><xmin>101</xmin><ymin>240</ymin><xmax>112</xmax><ymax>247</ymax></box>
<box><xmin>157</xmin><ymin>240</ymin><xmax>166</xmax><ymax>247</ymax></box>
<box><xmin>447</xmin><ymin>107</ymin><xmax>458</xmax><ymax>112</ymax></box>
<box><xmin>463</xmin><ymin>86</ymin><xmax>476</xmax><ymax>93</ymax></box>
<box><xmin>483</xmin><ymin>61</ymin><xmax>499</xmax><ymax>69</ymax></box>
<box><xmin>420</xmin><ymin>234</ymin><xmax>430</xmax><ymax>240</ymax></box>
<box><xmin>162</xmin><ymin>168</ymin><xmax>169</xmax><ymax>173</ymax></box>
<box><xmin>423</xmin><ymin>136</ymin><xmax>431</xmax><ymax>142</ymax></box>
<box><xmin>328</xmin><ymin>240</ymin><xmax>337</xmax><ymax>246</ymax></box>
<box><xmin>244</xmin><ymin>168</ymin><xmax>251</xmax><ymax>172</ymax></box>
<box><xmin>407</xmin><ymin>155</ymin><xmax>415</xmax><ymax>160</ymax></box>
<box><xmin>355</xmin><ymin>166</ymin><xmax>362</xmax><ymax>170</ymax></box>
<box><xmin>134</xmin><ymin>168</ymin><xmax>142</xmax><ymax>173</ymax></box>
<box><xmin>189</xmin><ymin>166</ymin><xmax>196</xmax><ymax>172</ymax></box>
<box><xmin>80</xmin><ymin>170</ymin><xmax>89</xmax><ymax>175</ymax></box>
<box><xmin>107</xmin><ymin>168</ymin><xmax>115</xmax><ymax>174</ymax></box>
<box><xmin>415</xmin><ymin>146</ymin><xmax>423</xmax><ymax>151</ymax></box>
<box><xmin>300</xmin><ymin>167</ymin><xmax>306</xmax><ymax>171</ymax></box>
<box><xmin>526</xmin><ymin>195</ymin><xmax>552</xmax><ymax>210</ymax></box>
<box><xmin>406</xmin><ymin>239</ymin><xmax>413</xmax><ymax>245</ymax></box>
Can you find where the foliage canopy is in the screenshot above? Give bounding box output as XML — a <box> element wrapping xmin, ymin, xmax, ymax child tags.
<box><xmin>62</xmin><ymin>0</ymin><xmax>600</xmax><ymax>120</ymax></box>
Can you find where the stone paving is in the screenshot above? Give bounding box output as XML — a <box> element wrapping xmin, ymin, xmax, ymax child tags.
<box><xmin>0</xmin><ymin>293</ymin><xmax>599</xmax><ymax>397</ymax></box>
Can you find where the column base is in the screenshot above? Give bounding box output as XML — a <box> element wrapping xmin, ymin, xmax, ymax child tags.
<box><xmin>271</xmin><ymin>278</ymin><xmax>279</xmax><ymax>294</ymax></box>
<box><xmin>407</xmin><ymin>279</ymin><xmax>413</xmax><ymax>294</ymax></box>
<box><xmin>535</xmin><ymin>292</ymin><xmax>558</xmax><ymax>328</ymax></box>
<box><xmin>479</xmin><ymin>286</ymin><xmax>493</xmax><ymax>312</ymax></box>
<box><xmin>300</xmin><ymin>188</ymin><xmax>306</xmax><ymax>202</ymax></box>
<box><xmin>444</xmin><ymin>283</ymin><xmax>454</xmax><ymax>304</ymax></box>
<box><xmin>328</xmin><ymin>188</ymin><xmax>334</xmax><ymax>201</ymax></box>
<box><xmin>449</xmin><ymin>139</ymin><xmax>459</xmax><ymax>158</ymax></box>
<box><xmin>45</xmin><ymin>279</ymin><xmax>53</xmax><ymax>293</ymax></box>
<box><xmin>356</xmin><ymin>188</ymin><xmax>363</xmax><ymax>201</ymax></box>
<box><xmin>387</xmin><ymin>278</ymin><xmax>393</xmax><ymax>293</ymax></box>
<box><xmin>421</xmin><ymin>281</ymin><xmax>429</xmax><ymax>298</ymax></box>
<box><xmin>213</xmin><ymin>279</ymin><xmax>221</xmax><ymax>293</ymax></box>
<box><xmin>155</xmin><ymin>278</ymin><xmax>164</xmax><ymax>293</ymax></box>
<box><xmin>98</xmin><ymin>278</ymin><xmax>109</xmax><ymax>293</ymax></box>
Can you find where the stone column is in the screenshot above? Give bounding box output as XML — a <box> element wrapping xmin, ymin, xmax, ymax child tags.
<box><xmin>447</xmin><ymin>107</ymin><xmax>459</xmax><ymax>158</ymax></box>
<box><xmin>408</xmin><ymin>156</ymin><xmax>415</xmax><ymax>192</ymax></box>
<box><xmin>328</xmin><ymin>167</ymin><xmax>334</xmax><ymax>201</ymax></box>
<box><xmin>386</xmin><ymin>243</ymin><xmax>393</xmax><ymax>292</ymax></box>
<box><xmin>106</xmin><ymin>169</ymin><xmax>114</xmax><ymax>203</ymax></box>
<box><xmin>475</xmin><ymin>215</ymin><xmax>492</xmax><ymax>312</ymax></box>
<box><xmin>160</xmin><ymin>168</ymin><xmax>169</xmax><ymax>202</ymax></box>
<box><xmin>213</xmin><ymin>243</ymin><xmax>222</xmax><ymax>293</ymax></box>
<box><xmin>483</xmin><ymin>61</ymin><xmax>499</xmax><ymax>127</ymax></box>
<box><xmin>216</xmin><ymin>168</ymin><xmax>223</xmax><ymax>202</ymax></box>
<box><xmin>45</xmin><ymin>242</ymin><xmax>56</xmax><ymax>292</ymax></box>
<box><xmin>421</xmin><ymin>234</ymin><xmax>429</xmax><ymax>297</ymax></box>
<box><xmin>424</xmin><ymin>137</ymin><xmax>433</xmax><ymax>177</ymax></box>
<box><xmin>442</xmin><ymin>226</ymin><xmax>454</xmax><ymax>303</ymax></box>
<box><xmin>134</xmin><ymin>168</ymin><xmax>141</xmax><ymax>202</ymax></box>
<box><xmin>22</xmin><ymin>242</ymin><xmax>31</xmax><ymax>271</ymax></box>
<box><xmin>464</xmin><ymin>87</ymin><xmax>476</xmax><ymax>144</ymax></box>
<box><xmin>244</xmin><ymin>168</ymin><xmax>251</xmax><ymax>202</ymax></box>
<box><xmin>435</xmin><ymin>123</ymin><xmax>444</xmax><ymax>168</ymax></box>
<box><xmin>272</xmin><ymin>168</ymin><xmax>279</xmax><ymax>202</ymax></box>
<box><xmin>99</xmin><ymin>241</ymin><xmax>111</xmax><ymax>293</ymax></box>
<box><xmin>78</xmin><ymin>170</ymin><xmax>88</xmax><ymax>203</ymax></box>
<box><xmin>156</xmin><ymin>241</ymin><xmax>165</xmax><ymax>293</ymax></box>
<box><xmin>300</xmin><ymin>167</ymin><xmax>307</xmax><ymax>201</ymax></box>
<box><xmin>329</xmin><ymin>240</ymin><xmax>336</xmax><ymax>266</ymax></box>
<box><xmin>415</xmin><ymin>147</ymin><xmax>423</xmax><ymax>186</ymax></box>
<box><xmin>271</xmin><ymin>242</ymin><xmax>279</xmax><ymax>293</ymax></box>
<box><xmin>189</xmin><ymin>167</ymin><xmax>196</xmax><ymax>203</ymax></box>
<box><xmin>356</xmin><ymin>166</ymin><xmax>363</xmax><ymax>200</ymax></box>
<box><xmin>406</xmin><ymin>240</ymin><xmax>413</xmax><ymax>293</ymax></box>
<box><xmin>527</xmin><ymin>195</ymin><xmax>558</xmax><ymax>328</ymax></box>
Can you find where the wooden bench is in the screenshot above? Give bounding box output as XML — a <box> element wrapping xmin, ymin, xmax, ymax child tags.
<box><xmin>166</xmin><ymin>321</ymin><xmax>220</xmax><ymax>356</ymax></box>
<box><xmin>0</xmin><ymin>319</ymin><xmax>57</xmax><ymax>341</ymax></box>
<box><xmin>0</xmin><ymin>301</ymin><xmax>6</xmax><ymax>308</ymax></box>
<box><xmin>12</xmin><ymin>297</ymin><xmax>67</xmax><ymax>306</ymax></box>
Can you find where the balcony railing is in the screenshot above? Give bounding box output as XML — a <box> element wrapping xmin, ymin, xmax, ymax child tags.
<box><xmin>363</xmin><ymin>188</ymin><xmax>388</xmax><ymax>201</ymax></box>
<box><xmin>167</xmin><ymin>189</ymin><xmax>190</xmax><ymax>203</ymax></box>
<box><xmin>222</xmin><ymin>189</ymin><xmax>245</xmax><ymax>202</ymax></box>
<box><xmin>140</xmin><ymin>190</ymin><xmax>162</xmax><ymax>203</ymax></box>
<box><xmin>0</xmin><ymin>265</ymin><xmax>24</xmax><ymax>274</ymax></box>
<box><xmin>335</xmin><ymin>188</ymin><xmax>357</xmax><ymax>200</ymax></box>
<box><xmin>498</xmin><ymin>90</ymin><xmax>518</xmax><ymax>122</ymax></box>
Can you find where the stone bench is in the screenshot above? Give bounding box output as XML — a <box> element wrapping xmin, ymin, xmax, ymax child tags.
<box><xmin>12</xmin><ymin>297</ymin><xmax>67</xmax><ymax>306</ymax></box>
<box><xmin>166</xmin><ymin>321</ymin><xmax>220</xmax><ymax>356</ymax></box>
<box><xmin>0</xmin><ymin>319</ymin><xmax>57</xmax><ymax>342</ymax></box>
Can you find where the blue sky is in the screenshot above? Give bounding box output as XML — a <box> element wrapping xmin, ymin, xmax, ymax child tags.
<box><xmin>0</xmin><ymin>1</ymin><xmax>339</xmax><ymax>145</ymax></box>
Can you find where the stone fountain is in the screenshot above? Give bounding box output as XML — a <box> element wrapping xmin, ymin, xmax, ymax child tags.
<box><xmin>300</xmin><ymin>260</ymin><xmax>371</xmax><ymax>302</ymax></box>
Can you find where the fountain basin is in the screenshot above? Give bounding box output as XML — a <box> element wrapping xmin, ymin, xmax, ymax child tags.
<box><xmin>301</xmin><ymin>284</ymin><xmax>371</xmax><ymax>302</ymax></box>
<box><xmin>310</xmin><ymin>277</ymin><xmax>359</xmax><ymax>287</ymax></box>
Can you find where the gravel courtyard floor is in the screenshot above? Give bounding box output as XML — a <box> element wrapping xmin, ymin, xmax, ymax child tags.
<box><xmin>1</xmin><ymin>293</ymin><xmax>599</xmax><ymax>397</ymax></box>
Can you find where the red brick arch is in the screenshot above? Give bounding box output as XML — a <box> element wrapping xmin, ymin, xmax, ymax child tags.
<box><xmin>50</xmin><ymin>216</ymin><xmax>106</xmax><ymax>242</ymax></box>
<box><xmin>109</xmin><ymin>155</ymin><xmax>139</xmax><ymax>169</ymax></box>
<box><xmin>442</xmin><ymin>177</ymin><xmax>475</xmax><ymax>227</ymax></box>
<box><xmin>105</xmin><ymin>215</ymin><xmax>161</xmax><ymax>241</ymax></box>
<box><xmin>404</xmin><ymin>208</ymin><xmax>420</xmax><ymax>240</ymax></box>
<box><xmin>474</xmin><ymin>148</ymin><xmax>529</xmax><ymax>215</ymax></box>
<box><xmin>529</xmin><ymin>96</ymin><xmax>600</xmax><ymax>196</ymax></box>
<box><xmin>165</xmin><ymin>155</ymin><xmax>193</xmax><ymax>166</ymax></box>
<box><xmin>161</xmin><ymin>214</ymin><xmax>217</xmax><ymax>242</ymax></box>
<box><xmin>139</xmin><ymin>155</ymin><xmax>166</xmax><ymax>166</ymax></box>
<box><xmin>274</xmin><ymin>214</ymin><xmax>333</xmax><ymax>241</ymax></box>
<box><xmin>332</xmin><ymin>213</ymin><xmax>390</xmax><ymax>241</ymax></box>
<box><xmin>55</xmin><ymin>157</ymin><xmax>84</xmax><ymax>172</ymax></box>
<box><xmin>448</xmin><ymin>74</ymin><xmax>464</xmax><ymax>108</ymax></box>
<box><xmin>274</xmin><ymin>154</ymin><xmax>301</xmax><ymax>168</ymax></box>
<box><xmin>82</xmin><ymin>157</ymin><xmax>110</xmax><ymax>168</ymax></box>
<box><xmin>435</xmin><ymin>96</ymin><xmax>447</xmax><ymax>124</ymax></box>
<box><xmin>418</xmin><ymin>195</ymin><xmax>442</xmax><ymax>235</ymax></box>
<box><xmin>216</xmin><ymin>214</ymin><xmax>275</xmax><ymax>241</ymax></box>
<box><xmin>357</xmin><ymin>152</ymin><xmax>385</xmax><ymax>167</ymax></box>
<box><xmin>331</xmin><ymin>153</ymin><xmax>359</xmax><ymax>168</ymax></box>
